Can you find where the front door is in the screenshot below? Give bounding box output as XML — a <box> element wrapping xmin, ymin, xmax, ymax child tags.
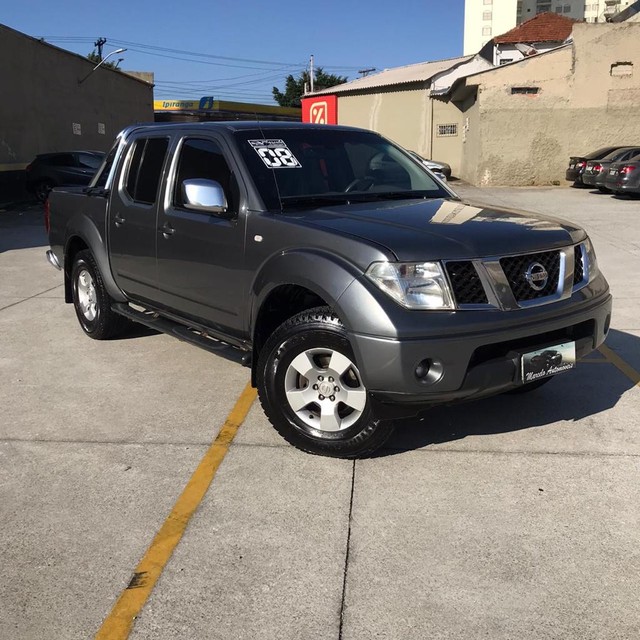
<box><xmin>155</xmin><ymin>136</ymin><xmax>248</xmax><ymax>337</ymax></box>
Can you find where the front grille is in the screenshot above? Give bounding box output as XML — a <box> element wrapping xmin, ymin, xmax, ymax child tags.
<box><xmin>445</xmin><ymin>261</ymin><xmax>488</xmax><ymax>305</ymax></box>
<box><xmin>573</xmin><ymin>244</ymin><xmax>584</xmax><ymax>285</ymax></box>
<box><xmin>500</xmin><ymin>250</ymin><xmax>560</xmax><ymax>301</ymax></box>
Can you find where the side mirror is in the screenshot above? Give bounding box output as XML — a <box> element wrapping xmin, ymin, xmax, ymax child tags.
<box><xmin>182</xmin><ymin>178</ymin><xmax>229</xmax><ymax>214</ymax></box>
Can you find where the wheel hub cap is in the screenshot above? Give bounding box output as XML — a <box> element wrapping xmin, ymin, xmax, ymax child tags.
<box><xmin>284</xmin><ymin>347</ymin><xmax>367</xmax><ymax>433</ymax></box>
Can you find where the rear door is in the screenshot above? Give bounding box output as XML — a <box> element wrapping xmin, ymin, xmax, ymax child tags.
<box><xmin>108</xmin><ymin>135</ymin><xmax>170</xmax><ymax>302</ymax></box>
<box><xmin>155</xmin><ymin>134</ymin><xmax>248</xmax><ymax>336</ymax></box>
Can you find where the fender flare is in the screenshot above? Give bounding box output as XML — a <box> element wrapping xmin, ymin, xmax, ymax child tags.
<box><xmin>64</xmin><ymin>213</ymin><xmax>127</xmax><ymax>303</ymax></box>
<box><xmin>249</xmin><ymin>247</ymin><xmax>399</xmax><ymax>338</ymax></box>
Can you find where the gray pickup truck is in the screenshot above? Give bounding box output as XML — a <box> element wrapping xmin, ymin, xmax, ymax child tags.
<box><xmin>46</xmin><ymin>122</ymin><xmax>612</xmax><ymax>457</ymax></box>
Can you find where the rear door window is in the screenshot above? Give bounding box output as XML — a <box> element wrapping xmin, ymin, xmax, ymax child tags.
<box><xmin>125</xmin><ymin>138</ymin><xmax>170</xmax><ymax>205</ymax></box>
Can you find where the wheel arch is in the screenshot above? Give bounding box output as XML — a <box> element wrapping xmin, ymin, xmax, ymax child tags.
<box><xmin>63</xmin><ymin>215</ymin><xmax>126</xmax><ymax>304</ymax></box>
<box><xmin>248</xmin><ymin>248</ymin><xmax>397</xmax><ymax>386</ymax></box>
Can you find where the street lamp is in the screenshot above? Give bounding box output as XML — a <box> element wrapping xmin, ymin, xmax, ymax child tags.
<box><xmin>78</xmin><ymin>48</ymin><xmax>127</xmax><ymax>84</ymax></box>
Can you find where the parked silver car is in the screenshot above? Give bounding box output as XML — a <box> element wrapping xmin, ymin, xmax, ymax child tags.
<box><xmin>407</xmin><ymin>150</ymin><xmax>451</xmax><ymax>181</ymax></box>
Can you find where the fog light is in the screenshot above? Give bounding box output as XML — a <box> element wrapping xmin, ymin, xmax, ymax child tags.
<box><xmin>415</xmin><ymin>360</ymin><xmax>431</xmax><ymax>379</ymax></box>
<box><xmin>414</xmin><ymin>358</ymin><xmax>444</xmax><ymax>384</ymax></box>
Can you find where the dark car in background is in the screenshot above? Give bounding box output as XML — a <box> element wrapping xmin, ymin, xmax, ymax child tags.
<box><xmin>566</xmin><ymin>146</ymin><xmax>622</xmax><ymax>186</ymax></box>
<box><xmin>603</xmin><ymin>152</ymin><xmax>640</xmax><ymax>196</ymax></box>
<box><xmin>25</xmin><ymin>151</ymin><xmax>105</xmax><ymax>202</ymax></box>
<box><xmin>581</xmin><ymin>147</ymin><xmax>640</xmax><ymax>192</ymax></box>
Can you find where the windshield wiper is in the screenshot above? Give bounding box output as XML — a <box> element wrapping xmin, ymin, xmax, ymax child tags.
<box><xmin>346</xmin><ymin>190</ymin><xmax>439</xmax><ymax>202</ymax></box>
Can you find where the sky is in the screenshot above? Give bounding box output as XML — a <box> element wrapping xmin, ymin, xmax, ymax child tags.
<box><xmin>4</xmin><ymin>0</ymin><xmax>465</xmax><ymax>105</ymax></box>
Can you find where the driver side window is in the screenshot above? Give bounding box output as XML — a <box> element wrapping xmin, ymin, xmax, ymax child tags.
<box><xmin>173</xmin><ymin>138</ymin><xmax>238</xmax><ymax>212</ymax></box>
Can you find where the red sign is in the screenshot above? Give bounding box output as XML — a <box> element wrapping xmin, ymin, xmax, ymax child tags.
<box><xmin>302</xmin><ymin>95</ymin><xmax>338</xmax><ymax>125</ymax></box>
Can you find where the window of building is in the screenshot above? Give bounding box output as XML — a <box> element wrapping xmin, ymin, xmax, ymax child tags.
<box><xmin>563</xmin><ymin>4</ymin><xmax>571</xmax><ymax>11</ymax></box>
<box><xmin>483</xmin><ymin>0</ymin><xmax>493</xmax><ymax>4</ymax></box>
<box><xmin>500</xmin><ymin>58</ymin><xmax>514</xmax><ymax>65</ymax></box>
<box><xmin>125</xmin><ymin>138</ymin><xmax>170</xmax><ymax>205</ymax></box>
<box><xmin>482</xmin><ymin>26</ymin><xmax>492</xmax><ymax>35</ymax></box>
<box><xmin>483</xmin><ymin>11</ymin><xmax>492</xmax><ymax>20</ymax></box>
<box><xmin>556</xmin><ymin>5</ymin><xmax>563</xmax><ymax>11</ymax></box>
<box><xmin>511</xmin><ymin>87</ymin><xmax>540</xmax><ymax>95</ymax></box>
<box><xmin>611</xmin><ymin>62</ymin><xmax>633</xmax><ymax>77</ymax></box>
<box><xmin>437</xmin><ymin>124</ymin><xmax>458</xmax><ymax>137</ymax></box>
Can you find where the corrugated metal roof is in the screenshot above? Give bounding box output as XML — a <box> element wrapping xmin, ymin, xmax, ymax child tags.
<box><xmin>308</xmin><ymin>55</ymin><xmax>473</xmax><ymax>96</ymax></box>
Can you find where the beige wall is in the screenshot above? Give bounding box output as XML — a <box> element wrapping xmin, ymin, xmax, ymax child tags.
<box><xmin>0</xmin><ymin>24</ymin><xmax>153</xmax><ymax>195</ymax></box>
<box><xmin>458</xmin><ymin>22</ymin><xmax>640</xmax><ymax>186</ymax></box>
<box><xmin>431</xmin><ymin>99</ymin><xmax>467</xmax><ymax>176</ymax></box>
<box><xmin>338</xmin><ymin>87</ymin><xmax>432</xmax><ymax>156</ymax></box>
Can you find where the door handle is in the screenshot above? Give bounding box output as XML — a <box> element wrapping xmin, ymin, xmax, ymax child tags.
<box><xmin>159</xmin><ymin>223</ymin><xmax>175</xmax><ymax>238</ymax></box>
<box><xmin>114</xmin><ymin>215</ymin><xmax>126</xmax><ymax>227</ymax></box>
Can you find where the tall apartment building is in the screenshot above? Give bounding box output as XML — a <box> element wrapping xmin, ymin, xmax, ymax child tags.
<box><xmin>464</xmin><ymin>0</ymin><xmax>633</xmax><ymax>54</ymax></box>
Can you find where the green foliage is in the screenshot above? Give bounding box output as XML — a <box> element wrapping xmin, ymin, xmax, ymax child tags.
<box><xmin>272</xmin><ymin>68</ymin><xmax>348</xmax><ymax>107</ymax></box>
<box><xmin>86</xmin><ymin>51</ymin><xmax>118</xmax><ymax>69</ymax></box>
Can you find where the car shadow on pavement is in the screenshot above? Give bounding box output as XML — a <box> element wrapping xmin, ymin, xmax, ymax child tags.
<box><xmin>0</xmin><ymin>205</ymin><xmax>48</xmax><ymax>252</ymax></box>
<box><xmin>378</xmin><ymin>329</ymin><xmax>638</xmax><ymax>456</ymax></box>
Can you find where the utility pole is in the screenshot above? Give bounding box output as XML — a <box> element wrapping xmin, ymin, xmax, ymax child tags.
<box><xmin>94</xmin><ymin>37</ymin><xmax>107</xmax><ymax>61</ymax></box>
<box><xmin>309</xmin><ymin>54</ymin><xmax>315</xmax><ymax>93</ymax></box>
<box><xmin>358</xmin><ymin>68</ymin><xmax>376</xmax><ymax>77</ymax></box>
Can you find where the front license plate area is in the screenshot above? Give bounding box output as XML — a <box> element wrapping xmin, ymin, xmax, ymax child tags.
<box><xmin>521</xmin><ymin>341</ymin><xmax>576</xmax><ymax>383</ymax></box>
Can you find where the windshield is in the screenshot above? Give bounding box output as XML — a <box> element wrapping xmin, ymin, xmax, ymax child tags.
<box><xmin>233</xmin><ymin>127</ymin><xmax>450</xmax><ymax>210</ymax></box>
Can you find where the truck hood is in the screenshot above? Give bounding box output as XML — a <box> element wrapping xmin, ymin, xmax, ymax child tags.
<box><xmin>287</xmin><ymin>198</ymin><xmax>586</xmax><ymax>261</ymax></box>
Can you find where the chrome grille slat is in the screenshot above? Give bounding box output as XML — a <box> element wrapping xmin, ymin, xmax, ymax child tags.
<box><xmin>445</xmin><ymin>244</ymin><xmax>583</xmax><ymax>310</ymax></box>
<box><xmin>499</xmin><ymin>250</ymin><xmax>561</xmax><ymax>301</ymax></box>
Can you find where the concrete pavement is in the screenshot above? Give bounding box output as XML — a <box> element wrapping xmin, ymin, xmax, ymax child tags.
<box><xmin>1</xmin><ymin>187</ymin><xmax>639</xmax><ymax>639</ymax></box>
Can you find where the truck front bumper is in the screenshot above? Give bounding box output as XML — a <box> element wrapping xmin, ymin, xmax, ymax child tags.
<box><xmin>349</xmin><ymin>290</ymin><xmax>612</xmax><ymax>410</ymax></box>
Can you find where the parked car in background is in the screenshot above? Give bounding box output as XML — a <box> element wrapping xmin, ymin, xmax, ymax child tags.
<box><xmin>603</xmin><ymin>152</ymin><xmax>640</xmax><ymax>196</ymax></box>
<box><xmin>407</xmin><ymin>150</ymin><xmax>452</xmax><ymax>181</ymax></box>
<box><xmin>565</xmin><ymin>146</ymin><xmax>622</xmax><ymax>186</ymax></box>
<box><xmin>25</xmin><ymin>151</ymin><xmax>105</xmax><ymax>202</ymax></box>
<box><xmin>582</xmin><ymin>147</ymin><xmax>640</xmax><ymax>192</ymax></box>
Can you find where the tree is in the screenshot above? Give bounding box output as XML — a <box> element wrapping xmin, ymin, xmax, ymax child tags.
<box><xmin>86</xmin><ymin>51</ymin><xmax>118</xmax><ymax>69</ymax></box>
<box><xmin>272</xmin><ymin>68</ymin><xmax>348</xmax><ymax>107</ymax></box>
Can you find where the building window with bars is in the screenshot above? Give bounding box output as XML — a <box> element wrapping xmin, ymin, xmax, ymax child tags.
<box><xmin>483</xmin><ymin>11</ymin><xmax>493</xmax><ymax>19</ymax></box>
<box><xmin>437</xmin><ymin>124</ymin><xmax>458</xmax><ymax>137</ymax></box>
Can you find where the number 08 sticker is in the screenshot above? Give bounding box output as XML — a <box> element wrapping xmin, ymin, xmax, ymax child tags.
<box><xmin>249</xmin><ymin>139</ymin><xmax>301</xmax><ymax>169</ymax></box>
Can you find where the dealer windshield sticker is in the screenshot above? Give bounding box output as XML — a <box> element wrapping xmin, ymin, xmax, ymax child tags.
<box><xmin>248</xmin><ymin>139</ymin><xmax>301</xmax><ymax>169</ymax></box>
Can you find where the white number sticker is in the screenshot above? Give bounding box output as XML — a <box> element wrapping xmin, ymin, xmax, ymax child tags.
<box><xmin>249</xmin><ymin>139</ymin><xmax>301</xmax><ymax>169</ymax></box>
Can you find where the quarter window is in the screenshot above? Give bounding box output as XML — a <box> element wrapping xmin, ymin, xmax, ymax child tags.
<box><xmin>125</xmin><ymin>138</ymin><xmax>169</xmax><ymax>205</ymax></box>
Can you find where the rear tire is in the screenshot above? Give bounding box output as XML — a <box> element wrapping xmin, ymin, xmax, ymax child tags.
<box><xmin>256</xmin><ymin>306</ymin><xmax>394</xmax><ymax>457</ymax></box>
<box><xmin>71</xmin><ymin>250</ymin><xmax>127</xmax><ymax>340</ymax></box>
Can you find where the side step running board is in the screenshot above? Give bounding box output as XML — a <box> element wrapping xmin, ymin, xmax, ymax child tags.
<box><xmin>111</xmin><ymin>303</ymin><xmax>251</xmax><ymax>367</ymax></box>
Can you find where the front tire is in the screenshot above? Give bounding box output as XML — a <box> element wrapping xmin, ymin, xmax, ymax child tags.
<box><xmin>256</xmin><ymin>306</ymin><xmax>394</xmax><ymax>457</ymax></box>
<box><xmin>71</xmin><ymin>250</ymin><xmax>126</xmax><ymax>340</ymax></box>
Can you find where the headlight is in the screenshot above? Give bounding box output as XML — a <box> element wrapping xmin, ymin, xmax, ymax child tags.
<box><xmin>584</xmin><ymin>237</ymin><xmax>599</xmax><ymax>281</ymax></box>
<box><xmin>366</xmin><ymin>261</ymin><xmax>454</xmax><ymax>310</ymax></box>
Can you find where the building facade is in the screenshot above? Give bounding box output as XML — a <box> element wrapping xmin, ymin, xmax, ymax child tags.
<box><xmin>0</xmin><ymin>24</ymin><xmax>153</xmax><ymax>200</ymax></box>
<box><xmin>464</xmin><ymin>0</ymin><xmax>633</xmax><ymax>54</ymax></box>
<box><xmin>453</xmin><ymin>21</ymin><xmax>640</xmax><ymax>185</ymax></box>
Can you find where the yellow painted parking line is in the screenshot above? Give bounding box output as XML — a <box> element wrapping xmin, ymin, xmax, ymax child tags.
<box><xmin>598</xmin><ymin>344</ymin><xmax>640</xmax><ymax>388</ymax></box>
<box><xmin>95</xmin><ymin>382</ymin><xmax>257</xmax><ymax>640</ymax></box>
